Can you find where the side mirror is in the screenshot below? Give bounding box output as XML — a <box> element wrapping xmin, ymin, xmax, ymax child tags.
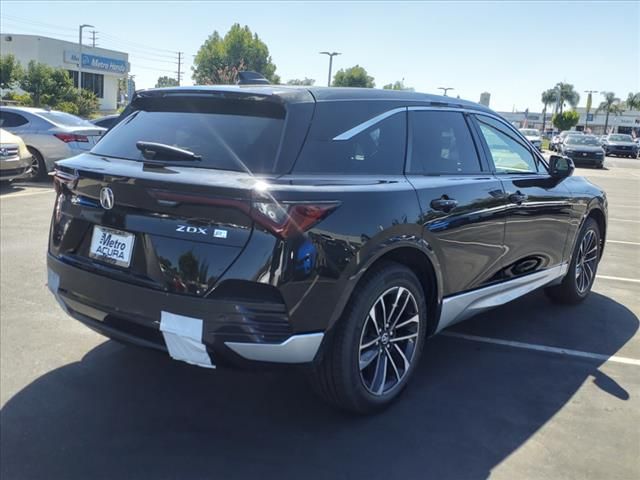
<box><xmin>549</xmin><ymin>155</ymin><xmax>574</xmax><ymax>179</ymax></box>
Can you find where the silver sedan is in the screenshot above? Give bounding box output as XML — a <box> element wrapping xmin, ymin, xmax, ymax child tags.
<box><xmin>0</xmin><ymin>107</ymin><xmax>105</xmax><ymax>180</ymax></box>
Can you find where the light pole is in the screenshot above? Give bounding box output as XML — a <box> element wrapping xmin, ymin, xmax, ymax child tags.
<box><xmin>584</xmin><ymin>90</ymin><xmax>598</xmax><ymax>132</ymax></box>
<box><xmin>78</xmin><ymin>24</ymin><xmax>94</xmax><ymax>92</ymax></box>
<box><xmin>438</xmin><ymin>87</ymin><xmax>454</xmax><ymax>96</ymax></box>
<box><xmin>319</xmin><ymin>51</ymin><xmax>341</xmax><ymax>87</ymax></box>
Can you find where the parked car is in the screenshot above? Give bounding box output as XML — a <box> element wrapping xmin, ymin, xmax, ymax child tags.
<box><xmin>518</xmin><ymin>128</ymin><xmax>542</xmax><ymax>150</ymax></box>
<box><xmin>0</xmin><ymin>128</ymin><xmax>32</xmax><ymax>182</ymax></box>
<box><xmin>550</xmin><ymin>130</ymin><xmax>583</xmax><ymax>152</ymax></box>
<box><xmin>559</xmin><ymin>134</ymin><xmax>605</xmax><ymax>168</ymax></box>
<box><xmin>601</xmin><ymin>133</ymin><xmax>639</xmax><ymax>158</ymax></box>
<box><xmin>47</xmin><ymin>86</ymin><xmax>607</xmax><ymax>413</ymax></box>
<box><xmin>0</xmin><ymin>107</ymin><xmax>106</xmax><ymax>180</ymax></box>
<box><xmin>91</xmin><ymin>114</ymin><xmax>120</xmax><ymax>130</ymax></box>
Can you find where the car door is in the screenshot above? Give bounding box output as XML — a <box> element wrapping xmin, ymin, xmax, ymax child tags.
<box><xmin>471</xmin><ymin>113</ymin><xmax>573</xmax><ymax>279</ymax></box>
<box><xmin>405</xmin><ymin>109</ymin><xmax>508</xmax><ymax>296</ymax></box>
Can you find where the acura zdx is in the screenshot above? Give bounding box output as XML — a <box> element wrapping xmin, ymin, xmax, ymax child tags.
<box><xmin>47</xmin><ymin>85</ymin><xmax>607</xmax><ymax>413</ymax></box>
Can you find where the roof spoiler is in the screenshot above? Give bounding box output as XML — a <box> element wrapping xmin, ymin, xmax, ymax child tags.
<box><xmin>237</xmin><ymin>71</ymin><xmax>270</xmax><ymax>86</ymax></box>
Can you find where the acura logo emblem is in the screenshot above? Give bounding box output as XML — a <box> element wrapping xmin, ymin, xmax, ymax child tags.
<box><xmin>100</xmin><ymin>187</ymin><xmax>114</xmax><ymax>210</ymax></box>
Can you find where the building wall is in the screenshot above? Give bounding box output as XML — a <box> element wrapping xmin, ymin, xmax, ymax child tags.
<box><xmin>1</xmin><ymin>34</ymin><xmax>129</xmax><ymax>112</ymax></box>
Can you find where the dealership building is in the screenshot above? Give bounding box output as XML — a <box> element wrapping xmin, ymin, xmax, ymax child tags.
<box><xmin>1</xmin><ymin>33</ymin><xmax>129</xmax><ymax>112</ymax></box>
<box><xmin>499</xmin><ymin>108</ymin><xmax>640</xmax><ymax>136</ymax></box>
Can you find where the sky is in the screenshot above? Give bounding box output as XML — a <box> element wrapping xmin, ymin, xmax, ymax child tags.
<box><xmin>1</xmin><ymin>0</ymin><xmax>639</xmax><ymax>112</ymax></box>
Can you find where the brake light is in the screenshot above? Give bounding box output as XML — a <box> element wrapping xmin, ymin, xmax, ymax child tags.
<box><xmin>54</xmin><ymin>133</ymin><xmax>89</xmax><ymax>143</ymax></box>
<box><xmin>251</xmin><ymin>202</ymin><xmax>339</xmax><ymax>238</ymax></box>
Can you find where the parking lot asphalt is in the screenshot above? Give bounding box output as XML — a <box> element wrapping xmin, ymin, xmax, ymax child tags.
<box><xmin>1</xmin><ymin>156</ymin><xmax>639</xmax><ymax>480</ymax></box>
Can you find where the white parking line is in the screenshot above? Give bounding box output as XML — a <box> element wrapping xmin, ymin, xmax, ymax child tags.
<box><xmin>609</xmin><ymin>218</ymin><xmax>640</xmax><ymax>224</ymax></box>
<box><xmin>0</xmin><ymin>190</ymin><xmax>55</xmax><ymax>199</ymax></box>
<box><xmin>596</xmin><ymin>275</ymin><xmax>640</xmax><ymax>284</ymax></box>
<box><xmin>607</xmin><ymin>240</ymin><xmax>640</xmax><ymax>246</ymax></box>
<box><xmin>442</xmin><ymin>331</ymin><xmax>640</xmax><ymax>366</ymax></box>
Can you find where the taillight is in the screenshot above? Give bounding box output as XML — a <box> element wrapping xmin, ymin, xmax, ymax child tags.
<box><xmin>251</xmin><ymin>201</ymin><xmax>339</xmax><ymax>238</ymax></box>
<box><xmin>54</xmin><ymin>133</ymin><xmax>89</xmax><ymax>143</ymax></box>
<box><xmin>51</xmin><ymin>168</ymin><xmax>79</xmax><ymax>193</ymax></box>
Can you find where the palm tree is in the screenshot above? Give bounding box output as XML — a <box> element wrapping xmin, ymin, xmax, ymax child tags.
<box><xmin>554</xmin><ymin>82</ymin><xmax>580</xmax><ymax>114</ymax></box>
<box><xmin>540</xmin><ymin>89</ymin><xmax>557</xmax><ymax>133</ymax></box>
<box><xmin>596</xmin><ymin>92</ymin><xmax>624</xmax><ymax>134</ymax></box>
<box><xmin>626</xmin><ymin>92</ymin><xmax>640</xmax><ymax>111</ymax></box>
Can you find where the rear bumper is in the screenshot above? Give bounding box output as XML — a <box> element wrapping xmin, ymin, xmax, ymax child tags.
<box><xmin>47</xmin><ymin>254</ymin><xmax>324</xmax><ymax>367</ymax></box>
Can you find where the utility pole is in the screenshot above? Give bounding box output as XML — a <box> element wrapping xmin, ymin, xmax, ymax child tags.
<box><xmin>319</xmin><ymin>51</ymin><xmax>341</xmax><ymax>87</ymax></box>
<box><xmin>90</xmin><ymin>30</ymin><xmax>98</xmax><ymax>48</ymax></box>
<box><xmin>584</xmin><ymin>89</ymin><xmax>598</xmax><ymax>132</ymax></box>
<box><xmin>438</xmin><ymin>87</ymin><xmax>454</xmax><ymax>96</ymax></box>
<box><xmin>78</xmin><ymin>24</ymin><xmax>94</xmax><ymax>92</ymax></box>
<box><xmin>176</xmin><ymin>52</ymin><xmax>183</xmax><ymax>86</ymax></box>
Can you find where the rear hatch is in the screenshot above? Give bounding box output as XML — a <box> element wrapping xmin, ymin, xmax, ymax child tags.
<box><xmin>49</xmin><ymin>88</ymin><xmax>311</xmax><ymax>297</ymax></box>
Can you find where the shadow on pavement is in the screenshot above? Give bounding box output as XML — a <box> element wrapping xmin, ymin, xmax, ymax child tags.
<box><xmin>0</xmin><ymin>179</ymin><xmax>52</xmax><ymax>195</ymax></box>
<box><xmin>1</xmin><ymin>292</ymin><xmax>637</xmax><ymax>479</ymax></box>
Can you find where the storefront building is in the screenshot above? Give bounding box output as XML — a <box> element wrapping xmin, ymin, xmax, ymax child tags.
<box><xmin>1</xmin><ymin>34</ymin><xmax>129</xmax><ymax>112</ymax></box>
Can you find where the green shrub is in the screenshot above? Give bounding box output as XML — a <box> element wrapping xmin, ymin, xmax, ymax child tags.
<box><xmin>552</xmin><ymin>110</ymin><xmax>580</xmax><ymax>131</ymax></box>
<box><xmin>55</xmin><ymin>101</ymin><xmax>79</xmax><ymax>115</ymax></box>
<box><xmin>74</xmin><ymin>89</ymin><xmax>100</xmax><ymax>118</ymax></box>
<box><xmin>2</xmin><ymin>91</ymin><xmax>32</xmax><ymax>106</ymax></box>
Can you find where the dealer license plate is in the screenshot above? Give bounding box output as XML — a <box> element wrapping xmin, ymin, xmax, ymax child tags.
<box><xmin>89</xmin><ymin>226</ymin><xmax>135</xmax><ymax>268</ymax></box>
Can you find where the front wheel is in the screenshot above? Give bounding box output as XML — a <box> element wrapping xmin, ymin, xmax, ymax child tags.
<box><xmin>309</xmin><ymin>262</ymin><xmax>427</xmax><ymax>414</ymax></box>
<box><xmin>545</xmin><ymin>218</ymin><xmax>601</xmax><ymax>304</ymax></box>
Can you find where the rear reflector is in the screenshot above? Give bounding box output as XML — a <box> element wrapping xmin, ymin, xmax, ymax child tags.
<box><xmin>54</xmin><ymin>133</ymin><xmax>89</xmax><ymax>143</ymax></box>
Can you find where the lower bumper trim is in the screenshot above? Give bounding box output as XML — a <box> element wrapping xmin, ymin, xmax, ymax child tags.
<box><xmin>225</xmin><ymin>333</ymin><xmax>324</xmax><ymax>364</ymax></box>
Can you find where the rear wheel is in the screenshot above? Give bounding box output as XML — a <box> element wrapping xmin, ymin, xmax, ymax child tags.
<box><xmin>309</xmin><ymin>262</ymin><xmax>427</xmax><ymax>414</ymax></box>
<box><xmin>27</xmin><ymin>147</ymin><xmax>47</xmax><ymax>181</ymax></box>
<box><xmin>545</xmin><ymin>218</ymin><xmax>600</xmax><ymax>304</ymax></box>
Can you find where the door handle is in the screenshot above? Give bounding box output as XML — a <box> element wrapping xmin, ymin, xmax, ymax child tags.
<box><xmin>430</xmin><ymin>196</ymin><xmax>458</xmax><ymax>212</ymax></box>
<box><xmin>509</xmin><ymin>191</ymin><xmax>528</xmax><ymax>204</ymax></box>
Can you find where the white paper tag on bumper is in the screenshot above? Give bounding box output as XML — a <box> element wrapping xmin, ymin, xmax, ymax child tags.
<box><xmin>160</xmin><ymin>311</ymin><xmax>214</xmax><ymax>369</ymax></box>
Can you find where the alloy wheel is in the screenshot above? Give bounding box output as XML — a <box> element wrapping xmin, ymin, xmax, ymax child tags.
<box><xmin>358</xmin><ymin>286</ymin><xmax>420</xmax><ymax>396</ymax></box>
<box><xmin>575</xmin><ymin>229</ymin><xmax>598</xmax><ymax>294</ymax></box>
<box><xmin>28</xmin><ymin>154</ymin><xmax>40</xmax><ymax>179</ymax></box>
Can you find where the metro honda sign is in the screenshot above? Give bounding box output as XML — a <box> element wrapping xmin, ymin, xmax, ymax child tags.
<box><xmin>64</xmin><ymin>50</ymin><xmax>128</xmax><ymax>74</ymax></box>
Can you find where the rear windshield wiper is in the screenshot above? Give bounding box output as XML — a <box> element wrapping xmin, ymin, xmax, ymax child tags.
<box><xmin>136</xmin><ymin>141</ymin><xmax>202</xmax><ymax>161</ymax></box>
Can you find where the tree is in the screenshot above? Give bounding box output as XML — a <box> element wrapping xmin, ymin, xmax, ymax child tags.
<box><xmin>549</xmin><ymin>82</ymin><xmax>580</xmax><ymax>114</ymax></box>
<box><xmin>74</xmin><ymin>89</ymin><xmax>100</xmax><ymax>117</ymax></box>
<box><xmin>19</xmin><ymin>61</ymin><xmax>55</xmax><ymax>107</ymax></box>
<box><xmin>155</xmin><ymin>76</ymin><xmax>179</xmax><ymax>88</ymax></box>
<box><xmin>625</xmin><ymin>92</ymin><xmax>640</xmax><ymax>111</ymax></box>
<box><xmin>332</xmin><ymin>65</ymin><xmax>375</xmax><ymax>88</ymax></box>
<box><xmin>552</xmin><ymin>110</ymin><xmax>580</xmax><ymax>131</ymax></box>
<box><xmin>540</xmin><ymin>88</ymin><xmax>557</xmax><ymax>133</ymax></box>
<box><xmin>383</xmin><ymin>79</ymin><xmax>414</xmax><ymax>91</ymax></box>
<box><xmin>596</xmin><ymin>92</ymin><xmax>624</xmax><ymax>134</ymax></box>
<box><xmin>192</xmin><ymin>24</ymin><xmax>279</xmax><ymax>85</ymax></box>
<box><xmin>286</xmin><ymin>78</ymin><xmax>315</xmax><ymax>86</ymax></box>
<box><xmin>0</xmin><ymin>54</ymin><xmax>23</xmax><ymax>90</ymax></box>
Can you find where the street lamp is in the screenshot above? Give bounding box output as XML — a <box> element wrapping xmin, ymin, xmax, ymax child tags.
<box><xmin>438</xmin><ymin>87</ymin><xmax>454</xmax><ymax>96</ymax></box>
<box><xmin>584</xmin><ymin>90</ymin><xmax>599</xmax><ymax>132</ymax></box>
<box><xmin>319</xmin><ymin>51</ymin><xmax>341</xmax><ymax>87</ymax></box>
<box><xmin>78</xmin><ymin>24</ymin><xmax>94</xmax><ymax>92</ymax></box>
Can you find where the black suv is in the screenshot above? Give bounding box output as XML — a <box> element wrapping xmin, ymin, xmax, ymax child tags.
<box><xmin>48</xmin><ymin>86</ymin><xmax>607</xmax><ymax>413</ymax></box>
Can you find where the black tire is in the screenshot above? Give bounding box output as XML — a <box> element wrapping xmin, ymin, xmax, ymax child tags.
<box><xmin>308</xmin><ymin>261</ymin><xmax>428</xmax><ymax>414</ymax></box>
<box><xmin>545</xmin><ymin>217</ymin><xmax>601</xmax><ymax>304</ymax></box>
<box><xmin>27</xmin><ymin>147</ymin><xmax>47</xmax><ymax>181</ymax></box>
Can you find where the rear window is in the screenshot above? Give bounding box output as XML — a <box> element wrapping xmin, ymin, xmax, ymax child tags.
<box><xmin>91</xmin><ymin>97</ymin><xmax>285</xmax><ymax>173</ymax></box>
<box><xmin>294</xmin><ymin>103</ymin><xmax>406</xmax><ymax>175</ymax></box>
<box><xmin>37</xmin><ymin>111</ymin><xmax>93</xmax><ymax>127</ymax></box>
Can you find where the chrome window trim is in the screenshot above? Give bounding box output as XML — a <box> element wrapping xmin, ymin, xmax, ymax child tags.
<box><xmin>332</xmin><ymin>107</ymin><xmax>406</xmax><ymax>141</ymax></box>
<box><xmin>436</xmin><ymin>263</ymin><xmax>568</xmax><ymax>333</ymax></box>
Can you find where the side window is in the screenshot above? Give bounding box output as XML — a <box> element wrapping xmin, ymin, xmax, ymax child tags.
<box><xmin>0</xmin><ymin>111</ymin><xmax>29</xmax><ymax>128</ymax></box>
<box><xmin>294</xmin><ymin>111</ymin><xmax>406</xmax><ymax>175</ymax></box>
<box><xmin>408</xmin><ymin>111</ymin><xmax>482</xmax><ymax>174</ymax></box>
<box><xmin>476</xmin><ymin>116</ymin><xmax>539</xmax><ymax>174</ymax></box>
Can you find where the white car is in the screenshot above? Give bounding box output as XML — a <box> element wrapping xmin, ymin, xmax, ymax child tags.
<box><xmin>0</xmin><ymin>129</ymin><xmax>32</xmax><ymax>182</ymax></box>
<box><xmin>0</xmin><ymin>107</ymin><xmax>105</xmax><ymax>180</ymax></box>
<box><xmin>519</xmin><ymin>128</ymin><xmax>542</xmax><ymax>150</ymax></box>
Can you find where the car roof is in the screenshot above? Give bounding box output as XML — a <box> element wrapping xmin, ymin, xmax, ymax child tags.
<box><xmin>135</xmin><ymin>84</ymin><xmax>494</xmax><ymax>113</ymax></box>
<box><xmin>0</xmin><ymin>106</ymin><xmax>49</xmax><ymax>114</ymax></box>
